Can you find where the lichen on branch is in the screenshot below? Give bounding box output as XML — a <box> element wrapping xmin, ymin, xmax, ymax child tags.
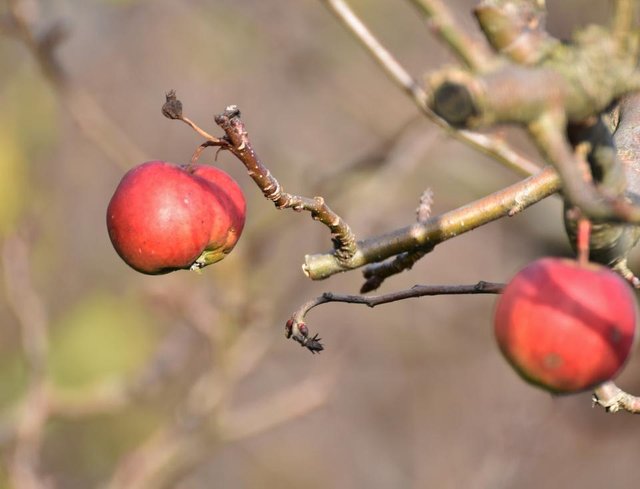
<box><xmin>427</xmin><ymin>0</ymin><xmax>640</xmax><ymax>255</ymax></box>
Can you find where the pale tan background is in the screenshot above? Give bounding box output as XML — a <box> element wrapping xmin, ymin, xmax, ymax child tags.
<box><xmin>1</xmin><ymin>0</ymin><xmax>639</xmax><ymax>488</ymax></box>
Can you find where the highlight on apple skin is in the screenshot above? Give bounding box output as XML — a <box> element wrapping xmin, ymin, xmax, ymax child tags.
<box><xmin>106</xmin><ymin>160</ymin><xmax>246</xmax><ymax>275</ymax></box>
<box><xmin>494</xmin><ymin>257</ymin><xmax>638</xmax><ymax>394</ymax></box>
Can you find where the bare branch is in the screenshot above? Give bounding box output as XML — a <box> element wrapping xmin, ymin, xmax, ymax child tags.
<box><xmin>2</xmin><ymin>235</ymin><xmax>51</xmax><ymax>489</ymax></box>
<box><xmin>286</xmin><ymin>281</ymin><xmax>504</xmax><ymax>351</ymax></box>
<box><xmin>2</xmin><ymin>237</ymin><xmax>48</xmax><ymax>379</ymax></box>
<box><xmin>321</xmin><ymin>281</ymin><xmax>504</xmax><ymax>308</ymax></box>
<box><xmin>360</xmin><ymin>249</ymin><xmax>431</xmax><ymax>293</ymax></box>
<box><xmin>361</xmin><ymin>189</ymin><xmax>435</xmax><ymax>292</ymax></box>
<box><xmin>429</xmin><ymin>15</ymin><xmax>640</xmax><ymax>225</ymax></box>
<box><xmin>320</xmin><ymin>0</ymin><xmax>425</xmax><ymax>104</ymax></box>
<box><xmin>304</xmin><ymin>166</ymin><xmax>561</xmax><ymax>280</ymax></box>
<box><xmin>593</xmin><ymin>381</ymin><xmax>640</xmax><ymax>413</ymax></box>
<box><xmin>319</xmin><ymin>0</ymin><xmax>541</xmax><ymax>176</ymax></box>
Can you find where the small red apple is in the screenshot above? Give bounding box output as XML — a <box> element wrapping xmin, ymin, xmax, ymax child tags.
<box><xmin>494</xmin><ymin>258</ymin><xmax>637</xmax><ymax>393</ymax></box>
<box><xmin>107</xmin><ymin>160</ymin><xmax>246</xmax><ymax>274</ymax></box>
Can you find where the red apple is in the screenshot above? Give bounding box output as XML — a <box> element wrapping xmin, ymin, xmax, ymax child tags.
<box><xmin>494</xmin><ymin>258</ymin><xmax>637</xmax><ymax>393</ymax></box>
<box><xmin>107</xmin><ymin>160</ymin><xmax>246</xmax><ymax>274</ymax></box>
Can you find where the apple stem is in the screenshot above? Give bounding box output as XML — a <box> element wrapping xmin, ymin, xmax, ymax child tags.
<box><xmin>577</xmin><ymin>217</ymin><xmax>592</xmax><ymax>266</ymax></box>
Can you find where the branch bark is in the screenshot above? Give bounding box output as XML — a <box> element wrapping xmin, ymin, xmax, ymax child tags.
<box><xmin>319</xmin><ymin>0</ymin><xmax>540</xmax><ymax>176</ymax></box>
<box><xmin>304</xmin><ymin>166</ymin><xmax>560</xmax><ymax>280</ymax></box>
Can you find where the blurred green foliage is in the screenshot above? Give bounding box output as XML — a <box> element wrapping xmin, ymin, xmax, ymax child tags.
<box><xmin>0</xmin><ymin>65</ymin><xmax>56</xmax><ymax>236</ymax></box>
<box><xmin>45</xmin><ymin>406</ymin><xmax>161</xmax><ymax>487</ymax></box>
<box><xmin>49</xmin><ymin>292</ymin><xmax>157</xmax><ymax>389</ymax></box>
<box><xmin>2</xmin><ymin>66</ymin><xmax>57</xmax><ymax>153</ymax></box>
<box><xmin>0</xmin><ymin>122</ymin><xmax>27</xmax><ymax>237</ymax></box>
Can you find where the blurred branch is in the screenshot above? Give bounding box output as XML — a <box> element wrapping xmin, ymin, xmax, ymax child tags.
<box><xmin>407</xmin><ymin>0</ymin><xmax>493</xmax><ymax>71</ymax></box>
<box><xmin>304</xmin><ymin>166</ymin><xmax>561</xmax><ymax>280</ymax></box>
<box><xmin>219</xmin><ymin>372</ymin><xmax>337</xmax><ymax>442</ymax></box>
<box><xmin>2</xmin><ymin>235</ymin><xmax>50</xmax><ymax>489</ymax></box>
<box><xmin>286</xmin><ymin>281</ymin><xmax>504</xmax><ymax>351</ymax></box>
<box><xmin>4</xmin><ymin>0</ymin><xmax>146</xmax><ymax>168</ymax></box>
<box><xmin>48</xmin><ymin>382</ymin><xmax>131</xmax><ymax>419</ymax></box>
<box><xmin>2</xmin><ymin>237</ymin><xmax>48</xmax><ymax>381</ymax></box>
<box><xmin>361</xmin><ymin>249</ymin><xmax>431</xmax><ymax>293</ymax></box>
<box><xmin>311</xmin><ymin>115</ymin><xmax>423</xmax><ymax>195</ymax></box>
<box><xmin>104</xmin><ymin>426</ymin><xmax>194</xmax><ymax>489</ymax></box>
<box><xmin>320</xmin><ymin>0</ymin><xmax>426</xmax><ymax>105</ymax></box>
<box><xmin>593</xmin><ymin>381</ymin><xmax>640</xmax><ymax>414</ymax></box>
<box><xmin>430</xmin><ymin>3</ymin><xmax>640</xmax><ymax>225</ymax></box>
<box><xmin>611</xmin><ymin>0</ymin><xmax>637</xmax><ymax>52</ymax></box>
<box><xmin>104</xmin><ymin>267</ymin><xmax>335</xmax><ymax>489</ymax></box>
<box><xmin>106</xmin><ymin>366</ymin><xmax>336</xmax><ymax>489</ymax></box>
<box><xmin>319</xmin><ymin>0</ymin><xmax>541</xmax><ymax>177</ymax></box>
<box><xmin>136</xmin><ymin>369</ymin><xmax>338</xmax><ymax>489</ymax></box>
<box><xmin>473</xmin><ymin>0</ymin><xmax>558</xmax><ymax>65</ymax></box>
<box><xmin>105</xmin><ymin>349</ymin><xmax>334</xmax><ymax>489</ymax></box>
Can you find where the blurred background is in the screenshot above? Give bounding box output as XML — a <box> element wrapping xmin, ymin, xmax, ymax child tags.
<box><xmin>1</xmin><ymin>0</ymin><xmax>640</xmax><ymax>488</ymax></box>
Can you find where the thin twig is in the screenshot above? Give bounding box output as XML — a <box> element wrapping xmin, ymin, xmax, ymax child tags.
<box><xmin>286</xmin><ymin>281</ymin><xmax>505</xmax><ymax>351</ymax></box>
<box><xmin>5</xmin><ymin>0</ymin><xmax>146</xmax><ymax>168</ymax></box>
<box><xmin>321</xmin><ymin>0</ymin><xmax>425</xmax><ymax>103</ymax></box>
<box><xmin>105</xmin><ymin>280</ymin><xmax>333</xmax><ymax>489</ymax></box>
<box><xmin>360</xmin><ymin>249</ymin><xmax>432</xmax><ymax>293</ymax></box>
<box><xmin>2</xmin><ymin>236</ymin><xmax>51</xmax><ymax>489</ymax></box>
<box><xmin>361</xmin><ymin>189</ymin><xmax>434</xmax><ymax>292</ymax></box>
<box><xmin>319</xmin><ymin>0</ymin><xmax>540</xmax><ymax>176</ymax></box>
<box><xmin>104</xmin><ymin>426</ymin><xmax>194</xmax><ymax>489</ymax></box>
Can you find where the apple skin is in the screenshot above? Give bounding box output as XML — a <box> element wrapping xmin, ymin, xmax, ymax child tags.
<box><xmin>107</xmin><ymin>160</ymin><xmax>246</xmax><ymax>274</ymax></box>
<box><xmin>494</xmin><ymin>258</ymin><xmax>637</xmax><ymax>393</ymax></box>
